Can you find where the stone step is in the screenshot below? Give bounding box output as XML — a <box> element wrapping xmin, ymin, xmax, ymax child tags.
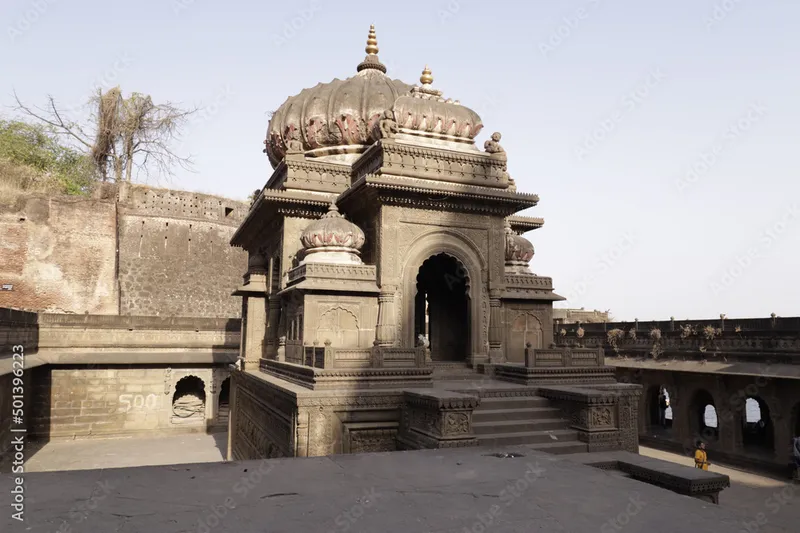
<box><xmin>472</xmin><ymin>406</ymin><xmax>563</xmax><ymax>423</ymax></box>
<box><xmin>473</xmin><ymin>418</ymin><xmax>569</xmax><ymax>435</ymax></box>
<box><xmin>477</xmin><ymin>429</ymin><xmax>579</xmax><ymax>447</ymax></box>
<box><xmin>522</xmin><ymin>441</ymin><xmax>588</xmax><ymax>455</ymax></box>
<box><xmin>475</xmin><ymin>396</ymin><xmax>550</xmax><ymax>410</ymax></box>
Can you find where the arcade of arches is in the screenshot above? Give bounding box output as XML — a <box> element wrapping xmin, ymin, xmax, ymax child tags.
<box><xmin>618</xmin><ymin>367</ymin><xmax>798</xmax><ymax>475</ymax></box>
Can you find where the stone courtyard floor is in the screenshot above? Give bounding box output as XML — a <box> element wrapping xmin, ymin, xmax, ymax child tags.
<box><xmin>23</xmin><ymin>432</ymin><xmax>227</xmax><ymax>472</ymax></box>
<box><xmin>3</xmin><ymin>441</ymin><xmax>799</xmax><ymax>533</ymax></box>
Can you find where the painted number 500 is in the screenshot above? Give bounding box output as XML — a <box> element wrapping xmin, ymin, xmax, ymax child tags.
<box><xmin>119</xmin><ymin>394</ymin><xmax>158</xmax><ymax>412</ymax></box>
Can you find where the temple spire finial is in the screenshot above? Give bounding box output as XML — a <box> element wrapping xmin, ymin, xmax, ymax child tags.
<box><xmin>420</xmin><ymin>65</ymin><xmax>433</xmax><ymax>85</ymax></box>
<box><xmin>357</xmin><ymin>24</ymin><xmax>387</xmax><ymax>74</ymax></box>
<box><xmin>365</xmin><ymin>24</ymin><xmax>379</xmax><ymax>55</ymax></box>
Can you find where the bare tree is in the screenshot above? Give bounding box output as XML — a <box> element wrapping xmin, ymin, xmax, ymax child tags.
<box><xmin>14</xmin><ymin>87</ymin><xmax>196</xmax><ymax>182</ymax></box>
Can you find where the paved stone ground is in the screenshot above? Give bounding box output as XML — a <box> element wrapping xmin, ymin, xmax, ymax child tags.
<box><xmin>639</xmin><ymin>446</ymin><xmax>799</xmax><ymax>533</ymax></box>
<box><xmin>0</xmin><ymin>444</ymin><xmax>769</xmax><ymax>533</ymax></box>
<box><xmin>23</xmin><ymin>432</ymin><xmax>227</xmax><ymax>472</ymax></box>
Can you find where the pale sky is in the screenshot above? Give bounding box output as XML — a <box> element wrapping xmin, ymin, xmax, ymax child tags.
<box><xmin>3</xmin><ymin>0</ymin><xmax>798</xmax><ymax>321</ymax></box>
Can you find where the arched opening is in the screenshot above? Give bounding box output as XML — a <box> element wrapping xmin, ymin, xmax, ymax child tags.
<box><xmin>689</xmin><ymin>389</ymin><xmax>719</xmax><ymax>442</ymax></box>
<box><xmin>742</xmin><ymin>396</ymin><xmax>774</xmax><ymax>452</ymax></box>
<box><xmin>415</xmin><ymin>253</ymin><xmax>470</xmax><ymax>362</ymax></box>
<box><xmin>172</xmin><ymin>375</ymin><xmax>206</xmax><ymax>421</ymax></box>
<box><xmin>217</xmin><ymin>377</ymin><xmax>230</xmax><ymax>425</ymax></box>
<box><xmin>646</xmin><ymin>385</ymin><xmax>673</xmax><ymax>435</ymax></box>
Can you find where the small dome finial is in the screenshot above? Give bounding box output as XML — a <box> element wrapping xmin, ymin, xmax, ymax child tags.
<box><xmin>420</xmin><ymin>65</ymin><xmax>433</xmax><ymax>85</ymax></box>
<box><xmin>365</xmin><ymin>24</ymin><xmax>379</xmax><ymax>55</ymax></box>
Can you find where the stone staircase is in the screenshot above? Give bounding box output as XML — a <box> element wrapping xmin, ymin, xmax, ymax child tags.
<box><xmin>471</xmin><ymin>395</ymin><xmax>587</xmax><ymax>455</ymax></box>
<box><xmin>430</xmin><ymin>361</ymin><xmax>479</xmax><ymax>381</ymax></box>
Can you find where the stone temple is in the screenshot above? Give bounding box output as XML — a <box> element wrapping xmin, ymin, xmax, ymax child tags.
<box><xmin>228</xmin><ymin>26</ymin><xmax>639</xmax><ymax>460</ymax></box>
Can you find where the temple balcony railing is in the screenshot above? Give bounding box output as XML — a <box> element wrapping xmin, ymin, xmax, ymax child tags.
<box><xmin>284</xmin><ymin>341</ymin><xmax>427</xmax><ymax>370</ymax></box>
<box><xmin>524</xmin><ymin>345</ymin><xmax>605</xmax><ymax>368</ymax></box>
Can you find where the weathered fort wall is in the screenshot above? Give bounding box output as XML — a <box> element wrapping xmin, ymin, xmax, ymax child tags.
<box><xmin>0</xmin><ymin>183</ymin><xmax>248</xmax><ymax>318</ymax></box>
<box><xmin>116</xmin><ymin>184</ymin><xmax>248</xmax><ymax>318</ymax></box>
<box><xmin>0</xmin><ymin>195</ymin><xmax>118</xmax><ymax>314</ymax></box>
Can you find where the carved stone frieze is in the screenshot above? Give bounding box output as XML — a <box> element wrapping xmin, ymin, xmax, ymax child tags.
<box><xmin>350</xmin><ymin>429</ymin><xmax>397</xmax><ymax>453</ymax></box>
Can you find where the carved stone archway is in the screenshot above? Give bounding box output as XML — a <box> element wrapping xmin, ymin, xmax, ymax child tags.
<box><xmin>400</xmin><ymin>231</ymin><xmax>487</xmax><ymax>364</ymax></box>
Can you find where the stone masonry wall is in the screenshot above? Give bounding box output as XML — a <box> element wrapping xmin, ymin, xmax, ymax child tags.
<box><xmin>117</xmin><ymin>184</ymin><xmax>247</xmax><ymax>318</ymax></box>
<box><xmin>0</xmin><ymin>196</ymin><xmax>118</xmax><ymax>314</ymax></box>
<box><xmin>30</xmin><ymin>365</ymin><xmax>229</xmax><ymax>439</ymax></box>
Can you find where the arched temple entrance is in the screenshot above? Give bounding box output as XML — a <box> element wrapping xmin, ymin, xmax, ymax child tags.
<box><xmin>415</xmin><ymin>253</ymin><xmax>470</xmax><ymax>362</ymax></box>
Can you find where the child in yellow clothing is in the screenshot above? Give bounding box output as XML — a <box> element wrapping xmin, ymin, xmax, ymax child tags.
<box><xmin>694</xmin><ymin>441</ymin><xmax>709</xmax><ymax>470</ymax></box>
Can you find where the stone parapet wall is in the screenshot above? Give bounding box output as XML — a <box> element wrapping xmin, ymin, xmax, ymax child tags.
<box><xmin>558</xmin><ymin>316</ymin><xmax>800</xmax><ymax>363</ymax></box>
<box><xmin>0</xmin><ymin>308</ymin><xmax>38</xmax><ymax>355</ymax></box>
<box><xmin>230</xmin><ymin>370</ymin><xmax>408</xmax><ymax>460</ymax></box>
<box><xmin>537</xmin><ymin>383</ymin><xmax>641</xmax><ymax>453</ymax></box>
<box><xmin>36</xmin><ymin>313</ymin><xmax>239</xmax><ymax>358</ymax></box>
<box><xmin>396</xmin><ymin>389</ymin><xmax>480</xmax><ymax>450</ymax></box>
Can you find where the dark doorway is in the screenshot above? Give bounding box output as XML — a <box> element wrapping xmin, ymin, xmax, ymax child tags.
<box><xmin>217</xmin><ymin>377</ymin><xmax>230</xmax><ymax>426</ymax></box>
<box><xmin>415</xmin><ymin>253</ymin><xmax>469</xmax><ymax>362</ymax></box>
<box><xmin>742</xmin><ymin>396</ymin><xmax>774</xmax><ymax>452</ymax></box>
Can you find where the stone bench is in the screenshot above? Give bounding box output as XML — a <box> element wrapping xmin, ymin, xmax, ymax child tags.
<box><xmin>565</xmin><ymin>451</ymin><xmax>731</xmax><ymax>504</ymax></box>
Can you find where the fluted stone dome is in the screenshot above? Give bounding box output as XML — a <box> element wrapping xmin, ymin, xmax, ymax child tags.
<box><xmin>265</xmin><ymin>26</ymin><xmax>483</xmax><ymax>167</ymax></box>
<box><xmin>505</xmin><ymin>220</ymin><xmax>534</xmax><ymax>273</ymax></box>
<box><xmin>300</xmin><ymin>203</ymin><xmax>365</xmax><ymax>265</ymax></box>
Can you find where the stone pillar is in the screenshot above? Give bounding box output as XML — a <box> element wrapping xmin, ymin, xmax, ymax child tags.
<box><xmin>488</xmin><ymin>290</ymin><xmax>504</xmax><ymax>363</ymax></box>
<box><xmin>375</xmin><ymin>286</ymin><xmax>397</xmax><ymax>347</ymax></box>
<box><xmin>266</xmin><ymin>295</ymin><xmax>282</xmax><ymax>358</ymax></box>
<box><xmin>233</xmin><ymin>251</ymin><xmax>268</xmax><ymax>370</ymax></box>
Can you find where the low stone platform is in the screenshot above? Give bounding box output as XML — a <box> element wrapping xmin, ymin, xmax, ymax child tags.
<box><xmin>2</xmin><ymin>445</ymin><xmax>747</xmax><ymax>532</ymax></box>
<box><xmin>564</xmin><ymin>451</ymin><xmax>731</xmax><ymax>504</ymax></box>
